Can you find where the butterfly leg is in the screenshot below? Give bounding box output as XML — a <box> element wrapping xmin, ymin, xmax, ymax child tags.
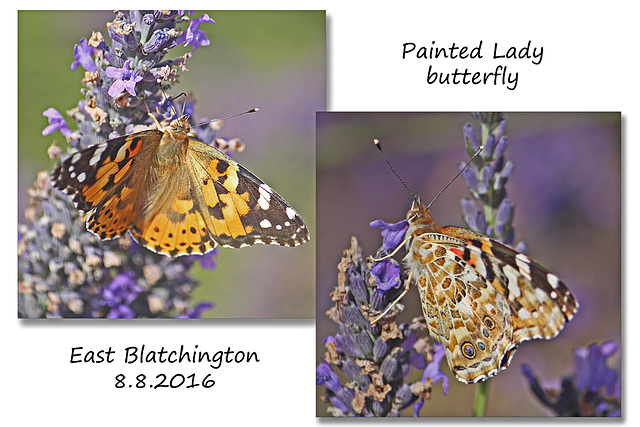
<box><xmin>370</xmin><ymin>271</ymin><xmax>413</xmax><ymax>325</ymax></box>
<box><xmin>369</xmin><ymin>236</ymin><xmax>411</xmax><ymax>262</ymax></box>
<box><xmin>142</xmin><ymin>97</ymin><xmax>169</xmax><ymax>132</ymax></box>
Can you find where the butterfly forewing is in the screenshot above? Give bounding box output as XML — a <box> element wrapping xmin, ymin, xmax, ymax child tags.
<box><xmin>460</xmin><ymin>231</ymin><xmax>579</xmax><ymax>341</ymax></box>
<box><xmin>51</xmin><ymin>131</ymin><xmax>163</xmax><ymax>239</ymax></box>
<box><xmin>188</xmin><ymin>140</ymin><xmax>309</xmax><ymax>248</ymax></box>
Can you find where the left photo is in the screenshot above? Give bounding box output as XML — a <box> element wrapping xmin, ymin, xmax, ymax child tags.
<box><xmin>18</xmin><ymin>10</ymin><xmax>324</xmax><ymax>318</ymax></box>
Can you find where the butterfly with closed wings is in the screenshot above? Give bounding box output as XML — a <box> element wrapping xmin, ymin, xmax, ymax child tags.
<box><xmin>371</xmin><ymin>139</ymin><xmax>578</xmax><ymax>384</ymax></box>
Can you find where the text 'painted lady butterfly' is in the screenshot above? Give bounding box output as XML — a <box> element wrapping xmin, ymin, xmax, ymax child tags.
<box><xmin>51</xmin><ymin>113</ymin><xmax>309</xmax><ymax>256</ymax></box>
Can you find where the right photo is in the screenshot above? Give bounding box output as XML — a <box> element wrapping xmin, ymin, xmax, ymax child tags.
<box><xmin>315</xmin><ymin>112</ymin><xmax>621</xmax><ymax>417</ymax></box>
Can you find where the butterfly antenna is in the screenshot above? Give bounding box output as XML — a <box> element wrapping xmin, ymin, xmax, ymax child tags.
<box><xmin>374</xmin><ymin>139</ymin><xmax>417</xmax><ymax>201</ymax></box>
<box><xmin>169</xmin><ymin>92</ymin><xmax>188</xmax><ymax>115</ymax></box>
<box><xmin>191</xmin><ymin>108</ymin><xmax>260</xmax><ymax>129</ymax></box>
<box><xmin>425</xmin><ymin>145</ymin><xmax>484</xmax><ymax>209</ymax></box>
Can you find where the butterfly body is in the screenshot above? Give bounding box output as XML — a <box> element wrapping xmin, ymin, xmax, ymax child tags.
<box><xmin>403</xmin><ymin>198</ymin><xmax>578</xmax><ymax>384</ymax></box>
<box><xmin>52</xmin><ymin>115</ymin><xmax>309</xmax><ymax>256</ymax></box>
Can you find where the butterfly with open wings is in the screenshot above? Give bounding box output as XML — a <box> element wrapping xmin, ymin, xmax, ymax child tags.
<box><xmin>51</xmin><ymin>112</ymin><xmax>309</xmax><ymax>256</ymax></box>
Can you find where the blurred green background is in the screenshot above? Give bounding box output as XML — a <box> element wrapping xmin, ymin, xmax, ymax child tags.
<box><xmin>18</xmin><ymin>10</ymin><xmax>325</xmax><ymax>318</ymax></box>
<box><xmin>316</xmin><ymin>112</ymin><xmax>621</xmax><ymax>416</ymax></box>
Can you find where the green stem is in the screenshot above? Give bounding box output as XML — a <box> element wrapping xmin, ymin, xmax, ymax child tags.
<box><xmin>473</xmin><ymin>380</ymin><xmax>489</xmax><ymax>417</ymax></box>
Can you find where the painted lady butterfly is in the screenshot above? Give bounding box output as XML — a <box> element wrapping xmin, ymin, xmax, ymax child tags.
<box><xmin>51</xmin><ymin>114</ymin><xmax>309</xmax><ymax>256</ymax></box>
<box><xmin>401</xmin><ymin>197</ymin><xmax>578</xmax><ymax>384</ymax></box>
<box><xmin>370</xmin><ymin>139</ymin><xmax>578</xmax><ymax>384</ymax></box>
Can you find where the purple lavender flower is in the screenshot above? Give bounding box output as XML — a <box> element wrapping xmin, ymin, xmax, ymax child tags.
<box><xmin>370</xmin><ymin>258</ymin><xmax>401</xmax><ymax>292</ymax></box>
<box><xmin>42</xmin><ymin>108</ymin><xmax>72</xmax><ymax>138</ymax></box>
<box><xmin>409</xmin><ymin>344</ymin><xmax>449</xmax><ymax>416</ymax></box>
<box><xmin>420</xmin><ymin>343</ymin><xmax>449</xmax><ymax>394</ymax></box>
<box><xmin>100</xmin><ymin>272</ymin><xmax>143</xmax><ymax>318</ymax></box>
<box><xmin>105</xmin><ymin>59</ymin><xmax>143</xmax><ymax>97</ymax></box>
<box><xmin>197</xmin><ymin>248</ymin><xmax>218</xmax><ymax>270</ymax></box>
<box><xmin>107</xmin><ymin>12</ymin><xmax>139</xmax><ymax>48</ymax></box>
<box><xmin>142</xmin><ymin>29</ymin><xmax>173</xmax><ymax>54</ymax></box>
<box><xmin>176</xmin><ymin>14</ymin><xmax>215</xmax><ymax>56</ymax></box>
<box><xmin>368</xmin><ymin>219</ymin><xmax>408</xmax><ymax>293</ymax></box>
<box><xmin>316</xmin><ymin>361</ymin><xmax>342</xmax><ymax>391</ymax></box>
<box><xmin>318</xmin><ymin>361</ymin><xmax>356</xmax><ymax>414</ymax></box>
<box><xmin>175</xmin><ymin>302</ymin><xmax>215</xmax><ymax>318</ymax></box>
<box><xmin>522</xmin><ymin>341</ymin><xmax>621</xmax><ymax>416</ymax></box>
<box><xmin>370</xmin><ymin>219</ymin><xmax>408</xmax><ymax>252</ymax></box>
<box><xmin>574</xmin><ymin>340</ymin><xmax>619</xmax><ymax>395</ymax></box>
<box><xmin>401</xmin><ymin>330</ymin><xmax>427</xmax><ymax>370</ymax></box>
<box><xmin>70</xmin><ymin>37</ymin><xmax>97</xmax><ymax>72</ymax></box>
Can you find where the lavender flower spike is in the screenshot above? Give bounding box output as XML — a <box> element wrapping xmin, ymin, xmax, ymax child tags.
<box><xmin>318</xmin><ymin>235</ymin><xmax>446</xmax><ymax>416</ymax></box>
<box><xmin>22</xmin><ymin>11</ymin><xmax>228</xmax><ymax>318</ymax></box>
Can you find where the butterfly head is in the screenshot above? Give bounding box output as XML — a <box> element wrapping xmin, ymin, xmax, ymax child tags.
<box><xmin>406</xmin><ymin>197</ymin><xmax>441</xmax><ymax>235</ymax></box>
<box><xmin>407</xmin><ymin>197</ymin><xmax>427</xmax><ymax>221</ymax></box>
<box><xmin>166</xmin><ymin>115</ymin><xmax>192</xmax><ymax>141</ymax></box>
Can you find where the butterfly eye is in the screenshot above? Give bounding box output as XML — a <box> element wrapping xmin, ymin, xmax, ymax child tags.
<box><xmin>483</xmin><ymin>315</ymin><xmax>495</xmax><ymax>330</ymax></box>
<box><xmin>461</xmin><ymin>342</ymin><xmax>476</xmax><ymax>359</ymax></box>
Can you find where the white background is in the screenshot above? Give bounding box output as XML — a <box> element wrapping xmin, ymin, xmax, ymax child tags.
<box><xmin>6</xmin><ymin>1</ymin><xmax>636</xmax><ymax>425</ymax></box>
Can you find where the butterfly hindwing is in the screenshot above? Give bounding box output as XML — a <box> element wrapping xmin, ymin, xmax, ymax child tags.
<box><xmin>130</xmin><ymin>174</ymin><xmax>217</xmax><ymax>256</ymax></box>
<box><xmin>410</xmin><ymin>232</ymin><xmax>515</xmax><ymax>383</ymax></box>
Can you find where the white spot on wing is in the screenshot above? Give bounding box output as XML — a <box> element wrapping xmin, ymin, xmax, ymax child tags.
<box><xmin>517</xmin><ymin>307</ymin><xmax>531</xmax><ymax>320</ymax></box>
<box><xmin>77</xmin><ymin>172</ymin><xmax>87</xmax><ymax>183</ymax></box>
<box><xmin>89</xmin><ymin>144</ymin><xmax>107</xmax><ymax>166</ymax></box>
<box><xmin>260</xmin><ymin>219</ymin><xmax>272</xmax><ymax>228</ymax></box>
<box><xmin>503</xmin><ymin>264</ymin><xmax>522</xmax><ymax>298</ymax></box>
<box><xmin>547</xmin><ymin>273</ymin><xmax>560</xmax><ymax>289</ymax></box>
<box><xmin>515</xmin><ymin>254</ymin><xmax>532</xmax><ymax>280</ymax></box>
<box><xmin>534</xmin><ymin>287</ymin><xmax>549</xmax><ymax>302</ymax></box>
<box><xmin>257</xmin><ymin>184</ymin><xmax>272</xmax><ymax>210</ymax></box>
<box><xmin>285</xmin><ymin>207</ymin><xmax>296</xmax><ymax>220</ymax></box>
